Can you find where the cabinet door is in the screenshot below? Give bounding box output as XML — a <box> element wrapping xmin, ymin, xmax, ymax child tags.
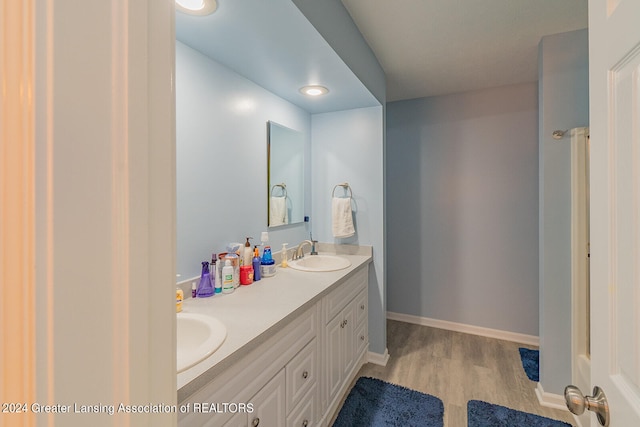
<box><xmin>221</xmin><ymin>411</ymin><xmax>247</xmax><ymax>427</ymax></box>
<box><xmin>341</xmin><ymin>304</ymin><xmax>356</xmax><ymax>380</ymax></box>
<box><xmin>325</xmin><ymin>313</ymin><xmax>344</xmax><ymax>404</ymax></box>
<box><xmin>250</xmin><ymin>369</ymin><xmax>286</xmax><ymax>427</ymax></box>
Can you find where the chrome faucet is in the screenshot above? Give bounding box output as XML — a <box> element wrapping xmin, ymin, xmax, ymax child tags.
<box><xmin>293</xmin><ymin>239</ymin><xmax>318</xmax><ymax>260</ymax></box>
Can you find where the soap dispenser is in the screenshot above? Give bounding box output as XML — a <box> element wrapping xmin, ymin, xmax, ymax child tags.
<box><xmin>243</xmin><ymin>237</ymin><xmax>253</xmax><ymax>266</ymax></box>
<box><xmin>280</xmin><ymin>243</ymin><xmax>288</xmax><ymax>268</ymax></box>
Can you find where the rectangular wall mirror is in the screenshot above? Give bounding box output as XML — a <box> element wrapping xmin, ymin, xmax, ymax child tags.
<box><xmin>267</xmin><ymin>121</ymin><xmax>305</xmax><ymax>227</ymax></box>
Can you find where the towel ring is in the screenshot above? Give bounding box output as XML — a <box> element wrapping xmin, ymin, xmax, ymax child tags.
<box><xmin>332</xmin><ymin>182</ymin><xmax>352</xmax><ymax>199</ymax></box>
<box><xmin>271</xmin><ymin>183</ymin><xmax>287</xmax><ymax>198</ymax></box>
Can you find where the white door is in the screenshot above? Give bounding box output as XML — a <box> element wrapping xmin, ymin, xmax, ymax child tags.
<box><xmin>584</xmin><ymin>0</ymin><xmax>640</xmax><ymax>425</ymax></box>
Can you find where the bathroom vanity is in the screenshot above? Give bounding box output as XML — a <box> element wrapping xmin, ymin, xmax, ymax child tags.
<box><xmin>177</xmin><ymin>246</ymin><xmax>372</xmax><ymax>427</ymax></box>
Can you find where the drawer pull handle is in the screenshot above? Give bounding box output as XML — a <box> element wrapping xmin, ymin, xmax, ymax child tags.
<box><xmin>344</xmin><ymin>319</ymin><xmax>348</xmax><ymax>326</ymax></box>
<box><xmin>302</xmin><ymin>370</ymin><xmax>309</xmax><ymax>379</ymax></box>
<box><xmin>252</xmin><ymin>417</ymin><xmax>260</xmax><ymax>427</ymax></box>
<box><xmin>361</xmin><ymin>304</ymin><xmax>365</xmax><ymax>310</ymax></box>
<box><xmin>302</xmin><ymin>420</ymin><xmax>309</xmax><ymax>427</ymax></box>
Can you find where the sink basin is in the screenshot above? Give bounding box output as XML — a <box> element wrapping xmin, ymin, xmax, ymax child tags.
<box><xmin>288</xmin><ymin>254</ymin><xmax>351</xmax><ymax>272</ymax></box>
<box><xmin>176</xmin><ymin>312</ymin><xmax>227</xmax><ymax>373</ymax></box>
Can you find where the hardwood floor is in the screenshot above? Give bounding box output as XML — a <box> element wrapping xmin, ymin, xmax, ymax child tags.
<box><xmin>343</xmin><ymin>319</ymin><xmax>575</xmax><ymax>426</ymax></box>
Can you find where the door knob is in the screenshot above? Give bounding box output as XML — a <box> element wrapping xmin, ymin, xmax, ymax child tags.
<box><xmin>564</xmin><ymin>385</ymin><xmax>610</xmax><ymax>427</ymax></box>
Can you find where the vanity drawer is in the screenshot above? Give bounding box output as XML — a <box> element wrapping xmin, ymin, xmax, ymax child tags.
<box><xmin>353</xmin><ymin>289</ymin><xmax>367</xmax><ymax>327</ymax></box>
<box><xmin>354</xmin><ymin>319</ymin><xmax>368</xmax><ymax>358</ymax></box>
<box><xmin>323</xmin><ymin>267</ymin><xmax>367</xmax><ymax>322</ymax></box>
<box><xmin>286</xmin><ymin>338</ymin><xmax>317</xmax><ymax>413</ymax></box>
<box><xmin>287</xmin><ymin>384</ymin><xmax>317</xmax><ymax>427</ymax></box>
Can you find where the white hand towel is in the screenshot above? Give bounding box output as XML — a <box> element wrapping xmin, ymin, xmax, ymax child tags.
<box><xmin>269</xmin><ymin>196</ymin><xmax>288</xmax><ymax>226</ymax></box>
<box><xmin>332</xmin><ymin>197</ymin><xmax>355</xmax><ymax>238</ymax></box>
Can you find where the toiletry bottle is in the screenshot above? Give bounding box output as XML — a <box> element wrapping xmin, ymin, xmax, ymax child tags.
<box><xmin>261</xmin><ymin>245</ymin><xmax>276</xmax><ymax>277</ymax></box>
<box><xmin>176</xmin><ymin>287</ymin><xmax>184</xmax><ymax>312</ymax></box>
<box><xmin>243</xmin><ymin>237</ymin><xmax>253</xmax><ymax>267</ymax></box>
<box><xmin>252</xmin><ymin>246</ymin><xmax>261</xmax><ymax>281</ymax></box>
<box><xmin>196</xmin><ymin>261</ymin><xmax>214</xmax><ymax>298</ymax></box>
<box><xmin>191</xmin><ymin>281</ymin><xmax>197</xmax><ymax>298</ymax></box>
<box><xmin>281</xmin><ymin>243</ymin><xmax>288</xmax><ymax>268</ymax></box>
<box><xmin>210</xmin><ymin>253</ymin><xmax>217</xmax><ymax>292</ymax></box>
<box><xmin>222</xmin><ymin>259</ymin><xmax>234</xmax><ymax>293</ymax></box>
<box><xmin>215</xmin><ymin>254</ymin><xmax>223</xmax><ymax>293</ymax></box>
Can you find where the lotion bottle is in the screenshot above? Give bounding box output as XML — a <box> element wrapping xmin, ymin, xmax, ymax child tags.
<box><xmin>222</xmin><ymin>260</ymin><xmax>234</xmax><ymax>294</ymax></box>
<box><xmin>243</xmin><ymin>237</ymin><xmax>253</xmax><ymax>266</ymax></box>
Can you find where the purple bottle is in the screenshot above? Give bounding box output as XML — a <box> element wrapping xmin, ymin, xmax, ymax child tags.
<box><xmin>196</xmin><ymin>261</ymin><xmax>214</xmax><ymax>298</ymax></box>
<box><xmin>252</xmin><ymin>246</ymin><xmax>261</xmax><ymax>281</ymax></box>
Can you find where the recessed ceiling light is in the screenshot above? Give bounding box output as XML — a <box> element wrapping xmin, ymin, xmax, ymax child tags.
<box><xmin>176</xmin><ymin>0</ymin><xmax>217</xmax><ymax>15</ymax></box>
<box><xmin>300</xmin><ymin>85</ymin><xmax>329</xmax><ymax>97</ymax></box>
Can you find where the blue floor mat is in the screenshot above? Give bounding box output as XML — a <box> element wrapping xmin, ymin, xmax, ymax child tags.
<box><xmin>519</xmin><ymin>347</ymin><xmax>539</xmax><ymax>382</ymax></box>
<box><xmin>468</xmin><ymin>400</ymin><xmax>572</xmax><ymax>427</ymax></box>
<box><xmin>332</xmin><ymin>377</ymin><xmax>444</xmax><ymax>427</ymax></box>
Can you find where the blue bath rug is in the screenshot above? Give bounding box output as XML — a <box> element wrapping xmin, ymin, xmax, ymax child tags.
<box><xmin>519</xmin><ymin>347</ymin><xmax>539</xmax><ymax>382</ymax></box>
<box><xmin>332</xmin><ymin>377</ymin><xmax>444</xmax><ymax>427</ymax></box>
<box><xmin>468</xmin><ymin>400</ymin><xmax>571</xmax><ymax>427</ymax></box>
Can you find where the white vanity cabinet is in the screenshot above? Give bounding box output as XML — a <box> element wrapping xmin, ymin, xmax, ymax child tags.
<box><xmin>178</xmin><ymin>262</ymin><xmax>370</xmax><ymax>427</ymax></box>
<box><xmin>321</xmin><ymin>268</ymin><xmax>369</xmax><ymax>422</ymax></box>
<box><xmin>179</xmin><ymin>305</ymin><xmax>318</xmax><ymax>427</ymax></box>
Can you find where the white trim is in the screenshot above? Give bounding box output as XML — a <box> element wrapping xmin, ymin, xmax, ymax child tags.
<box><xmin>535</xmin><ymin>382</ymin><xmax>570</xmax><ymax>412</ymax></box>
<box><xmin>367</xmin><ymin>348</ymin><xmax>390</xmax><ymax>366</ymax></box>
<box><xmin>387</xmin><ymin>311</ymin><xmax>539</xmax><ymax>346</ymax></box>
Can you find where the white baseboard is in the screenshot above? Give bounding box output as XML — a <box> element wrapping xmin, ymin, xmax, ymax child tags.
<box><xmin>367</xmin><ymin>348</ymin><xmax>389</xmax><ymax>366</ymax></box>
<box><xmin>535</xmin><ymin>382</ymin><xmax>570</xmax><ymax>412</ymax></box>
<box><xmin>387</xmin><ymin>311</ymin><xmax>539</xmax><ymax>346</ymax></box>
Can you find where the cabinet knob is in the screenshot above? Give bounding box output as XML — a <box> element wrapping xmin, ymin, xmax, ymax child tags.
<box><xmin>361</xmin><ymin>304</ymin><xmax>365</xmax><ymax>310</ymax></box>
<box><xmin>360</xmin><ymin>335</ymin><xmax>365</xmax><ymax>340</ymax></box>
<box><xmin>302</xmin><ymin>370</ymin><xmax>309</xmax><ymax>379</ymax></box>
<box><xmin>340</xmin><ymin>320</ymin><xmax>345</xmax><ymax>328</ymax></box>
<box><xmin>252</xmin><ymin>417</ymin><xmax>260</xmax><ymax>427</ymax></box>
<box><xmin>302</xmin><ymin>420</ymin><xmax>309</xmax><ymax>427</ymax></box>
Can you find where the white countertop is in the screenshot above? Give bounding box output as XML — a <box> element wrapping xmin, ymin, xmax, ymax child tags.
<box><xmin>177</xmin><ymin>245</ymin><xmax>372</xmax><ymax>401</ymax></box>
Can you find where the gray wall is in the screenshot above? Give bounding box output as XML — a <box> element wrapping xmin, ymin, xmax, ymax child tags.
<box><xmin>538</xmin><ymin>28</ymin><xmax>589</xmax><ymax>395</ymax></box>
<box><xmin>386</xmin><ymin>82</ymin><xmax>540</xmax><ymax>336</ymax></box>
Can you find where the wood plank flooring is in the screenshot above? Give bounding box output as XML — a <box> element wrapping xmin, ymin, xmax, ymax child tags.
<box><xmin>339</xmin><ymin>319</ymin><xmax>575</xmax><ymax>426</ymax></box>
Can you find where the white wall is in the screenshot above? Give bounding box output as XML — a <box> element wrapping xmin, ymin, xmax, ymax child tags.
<box><xmin>311</xmin><ymin>106</ymin><xmax>386</xmax><ymax>355</ymax></box>
<box><xmin>538</xmin><ymin>28</ymin><xmax>589</xmax><ymax>395</ymax></box>
<box><xmin>386</xmin><ymin>83</ymin><xmax>540</xmax><ymax>336</ymax></box>
<box><xmin>33</xmin><ymin>2</ymin><xmax>176</xmax><ymax>425</ymax></box>
<box><xmin>176</xmin><ymin>41</ymin><xmax>311</xmax><ymax>280</ymax></box>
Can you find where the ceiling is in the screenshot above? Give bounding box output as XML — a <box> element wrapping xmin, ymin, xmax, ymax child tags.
<box><xmin>341</xmin><ymin>0</ymin><xmax>588</xmax><ymax>102</ymax></box>
<box><xmin>175</xmin><ymin>0</ymin><xmax>380</xmax><ymax>114</ymax></box>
